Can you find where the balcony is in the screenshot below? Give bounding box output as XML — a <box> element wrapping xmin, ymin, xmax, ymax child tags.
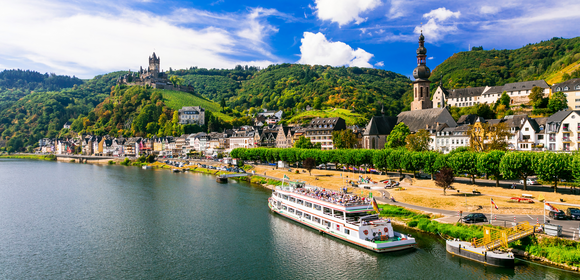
<box><xmin>563</xmin><ymin>137</ymin><xmax>571</xmax><ymax>142</ymax></box>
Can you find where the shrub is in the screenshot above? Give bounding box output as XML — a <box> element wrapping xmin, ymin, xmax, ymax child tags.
<box><xmin>120</xmin><ymin>158</ymin><xmax>131</xmax><ymax>166</ymax></box>
<box><xmin>108</xmin><ymin>160</ymin><xmax>116</xmax><ymax>165</ymax></box>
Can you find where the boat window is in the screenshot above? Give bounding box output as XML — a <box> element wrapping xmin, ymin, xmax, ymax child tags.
<box><xmin>313</xmin><ymin>204</ymin><xmax>322</xmax><ymax>211</ymax></box>
<box><xmin>297</xmin><ymin>199</ymin><xmax>304</xmax><ymax>205</ymax></box>
<box><xmin>323</xmin><ymin>220</ymin><xmax>331</xmax><ymax>227</ymax></box>
<box><xmin>289</xmin><ymin>208</ymin><xmax>295</xmax><ymax>214</ymax></box>
<box><xmin>282</xmin><ymin>195</ymin><xmax>288</xmax><ymax>200</ymax></box>
<box><xmin>305</xmin><ymin>202</ymin><xmax>312</xmax><ymax>208</ymax></box>
<box><xmin>313</xmin><ymin>217</ymin><xmax>321</xmax><ymax>224</ymax></box>
<box><xmin>296</xmin><ymin>211</ymin><xmax>302</xmax><ymax>216</ymax></box>
<box><xmin>289</xmin><ymin>197</ymin><xmax>296</xmax><ymax>203</ymax></box>
<box><xmin>282</xmin><ymin>205</ymin><xmax>287</xmax><ymax>210</ymax></box>
<box><xmin>304</xmin><ymin>213</ymin><xmax>311</xmax><ymax>220</ymax></box>
<box><xmin>333</xmin><ymin>210</ymin><xmax>344</xmax><ymax>220</ymax></box>
<box><xmin>344</xmin><ymin>228</ymin><xmax>350</xmax><ymax>235</ymax></box>
<box><xmin>323</xmin><ymin>207</ymin><xmax>332</xmax><ymax>216</ymax></box>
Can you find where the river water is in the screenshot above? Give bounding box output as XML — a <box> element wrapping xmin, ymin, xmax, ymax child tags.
<box><xmin>0</xmin><ymin>159</ymin><xmax>577</xmax><ymax>279</ymax></box>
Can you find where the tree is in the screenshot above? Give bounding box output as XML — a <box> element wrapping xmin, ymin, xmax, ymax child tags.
<box><xmin>303</xmin><ymin>157</ymin><xmax>316</xmax><ymax>175</ymax></box>
<box><xmin>499</xmin><ymin>91</ymin><xmax>510</xmax><ymax>107</ymax></box>
<box><xmin>421</xmin><ymin>151</ymin><xmax>440</xmax><ymax>179</ymax></box>
<box><xmin>534</xmin><ymin>152</ymin><xmax>571</xmax><ymax>193</ymax></box>
<box><xmin>528</xmin><ymin>86</ymin><xmax>544</xmax><ymax>104</ymax></box>
<box><xmin>220</xmin><ymin>97</ymin><xmax>227</xmax><ymax>112</ymax></box>
<box><xmin>476</xmin><ymin>151</ymin><xmax>506</xmax><ymax>188</ymax></box>
<box><xmin>435</xmin><ymin>167</ymin><xmax>454</xmax><ymax>195</ymax></box>
<box><xmin>332</xmin><ymin>129</ymin><xmax>358</xmax><ymax>149</ymax></box>
<box><xmin>405</xmin><ymin>129</ymin><xmax>432</xmax><ymax>152</ymax></box>
<box><xmin>499</xmin><ymin>152</ymin><xmax>536</xmax><ymax>190</ymax></box>
<box><xmin>469</xmin><ymin>122</ymin><xmax>511</xmax><ymax>152</ymax></box>
<box><xmin>448</xmin><ymin>151</ymin><xmax>478</xmax><ymax>184</ymax></box>
<box><xmin>385</xmin><ymin>122</ymin><xmax>410</xmax><ymax>149</ymax></box>
<box><xmin>169</xmin><ymin>75</ymin><xmax>184</xmax><ymax>86</ymax></box>
<box><xmin>548</xmin><ymin>91</ymin><xmax>568</xmax><ymax>112</ymax></box>
<box><xmin>294</xmin><ymin>136</ymin><xmax>315</xmax><ymax>149</ymax></box>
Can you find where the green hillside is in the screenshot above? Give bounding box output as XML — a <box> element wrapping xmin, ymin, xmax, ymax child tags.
<box><xmin>170</xmin><ymin>63</ymin><xmax>413</xmax><ymax>119</ymax></box>
<box><xmin>431</xmin><ymin>36</ymin><xmax>580</xmax><ymax>90</ymax></box>
<box><xmin>285</xmin><ymin>108</ymin><xmax>367</xmax><ymax>126</ymax></box>
<box><xmin>161</xmin><ymin>89</ymin><xmax>233</xmax><ymax>121</ymax></box>
<box><xmin>0</xmin><ymin>71</ymin><xmax>124</xmax><ymax>151</ymax></box>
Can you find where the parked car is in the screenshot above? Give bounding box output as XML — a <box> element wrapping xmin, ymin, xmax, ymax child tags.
<box><xmin>519</xmin><ymin>178</ymin><xmax>539</xmax><ymax>185</ymax></box>
<box><xmin>566</xmin><ymin>208</ymin><xmax>580</xmax><ymax>220</ymax></box>
<box><xmin>462</xmin><ymin>213</ymin><xmax>488</xmax><ymax>224</ymax></box>
<box><xmin>549</xmin><ymin>210</ymin><xmax>567</xmax><ymax>220</ymax></box>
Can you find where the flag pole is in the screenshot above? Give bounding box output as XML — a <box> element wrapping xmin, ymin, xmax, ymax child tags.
<box><xmin>543</xmin><ymin>202</ymin><xmax>546</xmax><ymax>224</ymax></box>
<box><xmin>490</xmin><ymin>198</ymin><xmax>492</xmax><ymax>225</ymax></box>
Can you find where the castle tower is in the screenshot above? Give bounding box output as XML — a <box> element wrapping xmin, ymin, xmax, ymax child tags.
<box><xmin>411</xmin><ymin>32</ymin><xmax>432</xmax><ymax>111</ymax></box>
<box><xmin>149</xmin><ymin>52</ymin><xmax>160</xmax><ymax>75</ymax></box>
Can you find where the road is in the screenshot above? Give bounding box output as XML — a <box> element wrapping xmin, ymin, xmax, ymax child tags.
<box><xmin>376</xmin><ymin>191</ymin><xmax>580</xmax><ymax>240</ymax></box>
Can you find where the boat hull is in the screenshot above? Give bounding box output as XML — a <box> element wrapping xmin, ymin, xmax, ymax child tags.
<box><xmin>268</xmin><ymin>199</ymin><xmax>415</xmax><ymax>253</ymax></box>
<box><xmin>446</xmin><ymin>241</ymin><xmax>514</xmax><ymax>267</ymax></box>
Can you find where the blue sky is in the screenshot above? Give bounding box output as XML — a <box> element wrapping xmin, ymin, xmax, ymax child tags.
<box><xmin>2</xmin><ymin>0</ymin><xmax>580</xmax><ymax>79</ymax></box>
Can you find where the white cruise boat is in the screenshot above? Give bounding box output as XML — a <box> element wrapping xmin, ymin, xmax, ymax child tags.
<box><xmin>268</xmin><ymin>183</ymin><xmax>416</xmax><ymax>253</ymax></box>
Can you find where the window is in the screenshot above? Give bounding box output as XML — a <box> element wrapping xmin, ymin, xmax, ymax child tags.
<box><xmin>296</xmin><ymin>210</ymin><xmax>302</xmax><ymax>216</ymax></box>
<box><xmin>305</xmin><ymin>202</ymin><xmax>312</xmax><ymax>208</ymax></box>
<box><xmin>297</xmin><ymin>199</ymin><xmax>304</xmax><ymax>205</ymax></box>
<box><xmin>524</xmin><ymin>128</ymin><xmax>529</xmax><ymax>131</ymax></box>
<box><xmin>313</xmin><ymin>204</ymin><xmax>321</xmax><ymax>211</ymax></box>
<box><xmin>313</xmin><ymin>217</ymin><xmax>321</xmax><ymax>224</ymax></box>
<box><xmin>282</xmin><ymin>195</ymin><xmax>288</xmax><ymax>200</ymax></box>
<box><xmin>523</xmin><ymin>135</ymin><xmax>530</xmax><ymax>140</ymax></box>
<box><xmin>344</xmin><ymin>228</ymin><xmax>350</xmax><ymax>235</ymax></box>
<box><xmin>565</xmin><ymin>86</ymin><xmax>569</xmax><ymax>91</ymax></box>
<box><xmin>288</xmin><ymin>208</ymin><xmax>294</xmax><ymax>214</ymax></box>
<box><xmin>304</xmin><ymin>213</ymin><xmax>311</xmax><ymax>220</ymax></box>
<box><xmin>556</xmin><ymin>87</ymin><xmax>561</xmax><ymax>91</ymax></box>
<box><xmin>538</xmin><ymin>135</ymin><xmax>544</xmax><ymax>140</ymax></box>
<box><xmin>576</xmin><ymin>85</ymin><xmax>580</xmax><ymax>90</ymax></box>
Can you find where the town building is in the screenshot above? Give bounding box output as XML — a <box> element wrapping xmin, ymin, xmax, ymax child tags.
<box><xmin>178</xmin><ymin>106</ymin><xmax>205</xmax><ymax>126</ymax></box>
<box><xmin>304</xmin><ymin>117</ymin><xmax>347</xmax><ymax>150</ymax></box>
<box><xmin>551</xmin><ymin>78</ymin><xmax>580</xmax><ymax>110</ymax></box>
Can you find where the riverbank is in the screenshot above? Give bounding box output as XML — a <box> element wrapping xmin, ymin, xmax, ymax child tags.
<box><xmin>0</xmin><ymin>154</ymin><xmax>56</xmax><ymax>161</ymax></box>
<box><xmin>375</xmin><ymin>203</ymin><xmax>580</xmax><ymax>272</ymax></box>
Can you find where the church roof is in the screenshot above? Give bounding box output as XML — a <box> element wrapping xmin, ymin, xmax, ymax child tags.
<box><xmin>363</xmin><ymin>115</ymin><xmax>398</xmax><ymax>136</ymax></box>
<box><xmin>502</xmin><ymin>80</ymin><xmax>549</xmax><ymax>92</ymax></box>
<box><xmin>397</xmin><ymin>108</ymin><xmax>457</xmax><ymax>132</ymax></box>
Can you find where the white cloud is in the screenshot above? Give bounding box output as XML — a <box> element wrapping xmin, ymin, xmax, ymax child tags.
<box><xmin>428</xmin><ymin>57</ymin><xmax>434</xmax><ymax>60</ymax></box>
<box><xmin>387</xmin><ymin>0</ymin><xmax>408</xmax><ymax>19</ymax></box>
<box><xmin>414</xmin><ymin>7</ymin><xmax>461</xmax><ymax>41</ymax></box>
<box><xmin>0</xmin><ymin>1</ymin><xmax>281</xmax><ymax>78</ymax></box>
<box><xmin>374</xmin><ymin>61</ymin><xmax>384</xmax><ymax>67</ymax></box>
<box><xmin>297</xmin><ymin>32</ymin><xmax>374</xmax><ymax>68</ymax></box>
<box><xmin>480</xmin><ymin>5</ymin><xmax>500</xmax><ymax>14</ymax></box>
<box><xmin>423</xmin><ymin>7</ymin><xmax>460</xmax><ymax>21</ymax></box>
<box><xmin>314</xmin><ymin>0</ymin><xmax>382</xmax><ymax>26</ymax></box>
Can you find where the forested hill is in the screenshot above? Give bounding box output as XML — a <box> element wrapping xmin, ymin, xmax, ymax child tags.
<box><xmin>0</xmin><ymin>71</ymin><xmax>125</xmax><ymax>150</ymax></box>
<box><xmin>431</xmin><ymin>36</ymin><xmax>580</xmax><ymax>90</ymax></box>
<box><xmin>170</xmin><ymin>63</ymin><xmax>413</xmax><ymax>118</ymax></box>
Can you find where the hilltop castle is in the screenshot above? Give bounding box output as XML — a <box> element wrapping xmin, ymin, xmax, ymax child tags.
<box><xmin>117</xmin><ymin>52</ymin><xmax>194</xmax><ymax>93</ymax></box>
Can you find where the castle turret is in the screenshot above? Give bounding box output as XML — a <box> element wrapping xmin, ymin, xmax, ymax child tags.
<box><xmin>411</xmin><ymin>32</ymin><xmax>432</xmax><ymax>111</ymax></box>
<box><xmin>149</xmin><ymin>52</ymin><xmax>160</xmax><ymax>76</ymax></box>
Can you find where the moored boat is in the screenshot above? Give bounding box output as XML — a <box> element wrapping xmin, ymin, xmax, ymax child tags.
<box><xmin>446</xmin><ymin>239</ymin><xmax>514</xmax><ymax>267</ymax></box>
<box><xmin>268</xmin><ymin>183</ymin><xmax>416</xmax><ymax>253</ymax></box>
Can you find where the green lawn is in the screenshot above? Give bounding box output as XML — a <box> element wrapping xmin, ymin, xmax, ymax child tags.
<box><xmin>287</xmin><ymin>108</ymin><xmax>367</xmax><ymax>126</ymax></box>
<box><xmin>158</xmin><ymin>89</ymin><xmax>233</xmax><ymax>121</ymax></box>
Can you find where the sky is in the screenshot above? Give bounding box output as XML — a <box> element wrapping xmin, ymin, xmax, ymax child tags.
<box><xmin>1</xmin><ymin>0</ymin><xmax>580</xmax><ymax>79</ymax></box>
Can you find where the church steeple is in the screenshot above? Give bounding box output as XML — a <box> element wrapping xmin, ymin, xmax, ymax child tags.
<box><xmin>411</xmin><ymin>31</ymin><xmax>433</xmax><ymax>111</ymax></box>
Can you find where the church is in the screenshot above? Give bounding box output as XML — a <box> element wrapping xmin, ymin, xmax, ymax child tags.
<box><xmin>117</xmin><ymin>52</ymin><xmax>195</xmax><ymax>94</ymax></box>
<box><xmin>362</xmin><ymin>32</ymin><xmax>457</xmax><ymax>149</ymax></box>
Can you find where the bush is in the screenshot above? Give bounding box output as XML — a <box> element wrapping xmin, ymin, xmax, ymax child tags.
<box><xmin>526</xmin><ymin>236</ymin><xmax>580</xmax><ymax>267</ymax></box>
<box><xmin>108</xmin><ymin>160</ymin><xmax>116</xmax><ymax>165</ymax></box>
<box><xmin>120</xmin><ymin>158</ymin><xmax>131</xmax><ymax>166</ymax></box>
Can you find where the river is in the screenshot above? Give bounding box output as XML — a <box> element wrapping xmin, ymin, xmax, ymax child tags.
<box><xmin>0</xmin><ymin>159</ymin><xmax>577</xmax><ymax>279</ymax></box>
